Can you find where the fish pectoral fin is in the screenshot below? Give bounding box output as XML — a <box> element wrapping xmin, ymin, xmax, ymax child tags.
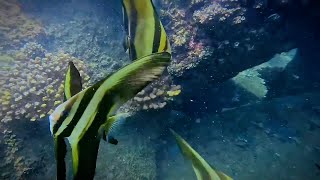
<box><xmin>54</xmin><ymin>136</ymin><xmax>67</xmax><ymax>180</ymax></box>
<box><xmin>69</xmin><ymin>135</ymin><xmax>100</xmax><ymax>179</ymax></box>
<box><xmin>101</xmin><ymin>113</ymin><xmax>129</xmax><ymax>144</ymax></box>
<box><xmin>64</xmin><ymin>61</ymin><xmax>83</xmax><ymax>101</ymax></box>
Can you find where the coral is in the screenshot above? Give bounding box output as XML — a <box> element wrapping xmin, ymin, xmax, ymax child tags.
<box><xmin>17</xmin><ymin>42</ymin><xmax>46</xmax><ymax>60</ymax></box>
<box><xmin>192</xmin><ymin>2</ymin><xmax>242</xmax><ymax>24</ymax></box>
<box><xmin>160</xmin><ymin>0</ymin><xmax>293</xmax><ymax>86</ymax></box>
<box><xmin>44</xmin><ymin>11</ymin><xmax>128</xmax><ymax>82</ymax></box>
<box><xmin>0</xmin><ymin>54</ymin><xmax>15</xmax><ymax>74</ymax></box>
<box><xmin>163</xmin><ymin>0</ymin><xmax>247</xmax><ymax>76</ymax></box>
<box><xmin>0</xmin><ymin>43</ymin><xmax>90</xmax><ymax>122</ymax></box>
<box><xmin>119</xmin><ymin>76</ymin><xmax>182</xmax><ymax>113</ymax></box>
<box><xmin>1</xmin><ymin>129</ymin><xmax>28</xmax><ymax>179</ymax></box>
<box><xmin>0</xmin><ymin>0</ymin><xmax>43</xmax><ymax>48</ymax></box>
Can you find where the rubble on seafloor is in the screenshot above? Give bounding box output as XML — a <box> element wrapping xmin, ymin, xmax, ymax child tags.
<box><xmin>95</xmin><ymin>122</ymin><xmax>158</xmax><ymax>180</ymax></box>
<box><xmin>0</xmin><ymin>0</ymin><xmax>44</xmax><ymax>49</ymax></box>
<box><xmin>0</xmin><ymin>42</ymin><xmax>90</xmax><ymax>123</ymax></box>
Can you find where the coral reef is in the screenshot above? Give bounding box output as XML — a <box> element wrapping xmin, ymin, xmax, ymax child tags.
<box><xmin>43</xmin><ymin>9</ymin><xmax>128</xmax><ymax>83</ymax></box>
<box><xmin>0</xmin><ymin>54</ymin><xmax>15</xmax><ymax>74</ymax></box>
<box><xmin>0</xmin><ymin>0</ymin><xmax>44</xmax><ymax>48</ymax></box>
<box><xmin>119</xmin><ymin>75</ymin><xmax>182</xmax><ymax>114</ymax></box>
<box><xmin>1</xmin><ymin>129</ymin><xmax>28</xmax><ymax>179</ymax></box>
<box><xmin>17</xmin><ymin>42</ymin><xmax>46</xmax><ymax>59</ymax></box>
<box><xmin>0</xmin><ymin>42</ymin><xmax>90</xmax><ymax>123</ymax></box>
<box><xmin>160</xmin><ymin>0</ymin><xmax>294</xmax><ymax>83</ymax></box>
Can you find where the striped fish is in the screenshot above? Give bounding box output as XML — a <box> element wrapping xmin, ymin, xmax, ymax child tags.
<box><xmin>49</xmin><ymin>52</ymin><xmax>171</xmax><ymax>179</ymax></box>
<box><xmin>170</xmin><ymin>129</ymin><xmax>233</xmax><ymax>180</ymax></box>
<box><xmin>122</xmin><ymin>0</ymin><xmax>171</xmax><ymax>61</ymax></box>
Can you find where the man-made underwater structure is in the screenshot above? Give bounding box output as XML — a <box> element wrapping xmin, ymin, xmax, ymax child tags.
<box><xmin>0</xmin><ymin>0</ymin><xmax>319</xmax><ymax>179</ymax></box>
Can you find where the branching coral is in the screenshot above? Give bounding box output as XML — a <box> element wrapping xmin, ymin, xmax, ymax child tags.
<box><xmin>0</xmin><ymin>0</ymin><xmax>43</xmax><ymax>48</ymax></box>
<box><xmin>0</xmin><ymin>43</ymin><xmax>90</xmax><ymax>122</ymax></box>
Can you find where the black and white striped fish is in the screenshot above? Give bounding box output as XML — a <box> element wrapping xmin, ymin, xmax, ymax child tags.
<box><xmin>49</xmin><ymin>0</ymin><xmax>172</xmax><ymax>179</ymax></box>
<box><xmin>122</xmin><ymin>0</ymin><xmax>171</xmax><ymax>61</ymax></box>
<box><xmin>50</xmin><ymin>52</ymin><xmax>171</xmax><ymax>179</ymax></box>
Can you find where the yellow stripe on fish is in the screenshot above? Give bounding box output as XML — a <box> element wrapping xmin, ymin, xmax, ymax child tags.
<box><xmin>49</xmin><ymin>1</ymin><xmax>173</xmax><ymax>178</ymax></box>
<box><xmin>49</xmin><ymin>52</ymin><xmax>171</xmax><ymax>179</ymax></box>
<box><xmin>122</xmin><ymin>0</ymin><xmax>171</xmax><ymax>61</ymax></box>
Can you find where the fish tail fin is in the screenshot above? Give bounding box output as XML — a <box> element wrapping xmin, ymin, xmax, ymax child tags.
<box><xmin>70</xmin><ymin>136</ymin><xmax>100</xmax><ymax>180</ymax></box>
<box><xmin>54</xmin><ymin>137</ymin><xmax>67</xmax><ymax>180</ymax></box>
<box><xmin>64</xmin><ymin>61</ymin><xmax>82</xmax><ymax>101</ymax></box>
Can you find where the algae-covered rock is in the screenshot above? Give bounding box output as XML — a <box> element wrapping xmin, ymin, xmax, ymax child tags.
<box><xmin>232</xmin><ymin>49</ymin><xmax>297</xmax><ymax>99</ymax></box>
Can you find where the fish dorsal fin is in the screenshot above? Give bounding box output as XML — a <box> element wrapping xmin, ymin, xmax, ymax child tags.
<box><xmin>170</xmin><ymin>129</ymin><xmax>233</xmax><ymax>180</ymax></box>
<box><xmin>105</xmin><ymin>52</ymin><xmax>171</xmax><ymax>116</ymax></box>
<box><xmin>64</xmin><ymin>61</ymin><xmax>82</xmax><ymax>101</ymax></box>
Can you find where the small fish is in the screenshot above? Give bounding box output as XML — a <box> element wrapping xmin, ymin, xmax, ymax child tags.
<box><xmin>170</xmin><ymin>129</ymin><xmax>233</xmax><ymax>180</ymax></box>
<box><xmin>122</xmin><ymin>0</ymin><xmax>171</xmax><ymax>61</ymax></box>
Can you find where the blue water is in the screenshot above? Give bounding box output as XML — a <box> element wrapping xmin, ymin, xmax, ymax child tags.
<box><xmin>0</xmin><ymin>0</ymin><xmax>320</xmax><ymax>179</ymax></box>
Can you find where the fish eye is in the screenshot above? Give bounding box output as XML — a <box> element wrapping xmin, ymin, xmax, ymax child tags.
<box><xmin>61</xmin><ymin>110</ymin><xmax>70</xmax><ymax>118</ymax></box>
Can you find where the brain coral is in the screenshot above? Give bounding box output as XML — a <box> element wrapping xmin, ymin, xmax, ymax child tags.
<box><xmin>0</xmin><ymin>43</ymin><xmax>89</xmax><ymax>122</ymax></box>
